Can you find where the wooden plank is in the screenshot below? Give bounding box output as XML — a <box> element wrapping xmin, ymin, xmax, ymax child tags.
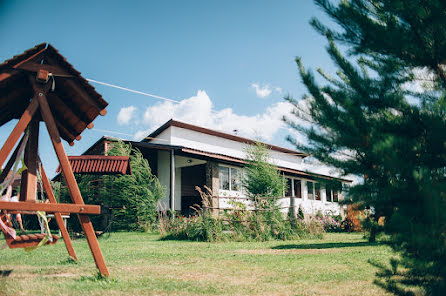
<box><xmin>19</xmin><ymin>171</ymin><xmax>28</xmax><ymax>202</ymax></box>
<box><xmin>0</xmin><ymin>97</ymin><xmax>38</xmax><ymax>169</ymax></box>
<box><xmin>8</xmin><ymin>235</ymin><xmax>59</xmax><ymax>249</ymax></box>
<box><xmin>40</xmin><ymin>163</ymin><xmax>78</xmax><ymax>261</ymax></box>
<box><xmin>37</xmin><ymin>90</ymin><xmax>109</xmax><ymax>276</ymax></box>
<box><xmin>64</xmin><ymin>79</ymin><xmax>107</xmax><ymax>115</ymax></box>
<box><xmin>23</xmin><ymin>117</ymin><xmax>39</xmax><ymax>202</ymax></box>
<box><xmin>46</xmin><ymin>92</ymin><xmax>88</xmax><ymax>134</ymax></box>
<box><xmin>11</xmin><ymin>47</ymin><xmax>47</xmax><ymax>69</ymax></box>
<box><xmin>16</xmin><ymin>62</ymin><xmax>71</xmax><ymax>77</ymax></box>
<box><xmin>0</xmin><ymin>201</ymin><xmax>100</xmax><ymax>214</ymax></box>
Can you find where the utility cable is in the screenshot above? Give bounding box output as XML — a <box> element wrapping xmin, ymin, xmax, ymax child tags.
<box><xmin>87</xmin><ymin>78</ymin><xmax>180</xmax><ymax>104</ymax></box>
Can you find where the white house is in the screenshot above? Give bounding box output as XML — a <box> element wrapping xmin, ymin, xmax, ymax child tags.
<box><xmin>83</xmin><ymin>119</ymin><xmax>351</xmax><ymax>217</ymax></box>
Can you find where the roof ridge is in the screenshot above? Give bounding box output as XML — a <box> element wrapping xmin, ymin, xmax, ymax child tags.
<box><xmin>147</xmin><ymin>119</ymin><xmax>308</xmax><ymax>157</ymax></box>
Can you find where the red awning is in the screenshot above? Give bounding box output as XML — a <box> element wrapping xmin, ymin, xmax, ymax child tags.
<box><xmin>56</xmin><ymin>156</ymin><xmax>131</xmax><ymax>175</ymax></box>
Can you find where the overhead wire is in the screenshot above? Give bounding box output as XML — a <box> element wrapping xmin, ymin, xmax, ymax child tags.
<box><xmin>86</xmin><ymin>78</ymin><xmax>181</xmax><ymax>104</ymax></box>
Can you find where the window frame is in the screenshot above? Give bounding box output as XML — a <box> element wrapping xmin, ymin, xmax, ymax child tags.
<box><xmin>284</xmin><ymin>177</ymin><xmax>293</xmax><ymax>197</ymax></box>
<box><xmin>325</xmin><ymin>186</ymin><xmax>340</xmax><ymax>203</ymax></box>
<box><xmin>315</xmin><ymin>183</ymin><xmax>321</xmax><ymax>201</ymax></box>
<box><xmin>282</xmin><ymin>176</ymin><xmax>303</xmax><ymax>198</ymax></box>
<box><xmin>307</xmin><ymin>181</ymin><xmax>314</xmax><ymax>200</ymax></box>
<box><xmin>218</xmin><ymin>165</ymin><xmax>243</xmax><ymax>193</ymax></box>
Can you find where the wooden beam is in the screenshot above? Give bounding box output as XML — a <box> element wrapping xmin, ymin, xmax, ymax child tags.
<box><xmin>16</xmin><ymin>63</ymin><xmax>71</xmax><ymax>77</ymax></box>
<box><xmin>19</xmin><ymin>117</ymin><xmax>39</xmax><ymax>202</ymax></box>
<box><xmin>0</xmin><ymin>201</ymin><xmax>100</xmax><ymax>214</ymax></box>
<box><xmin>11</xmin><ymin>46</ymin><xmax>46</xmax><ymax>69</ymax></box>
<box><xmin>46</xmin><ymin>92</ymin><xmax>88</xmax><ymax>134</ymax></box>
<box><xmin>0</xmin><ymin>97</ymin><xmax>39</xmax><ymax>169</ymax></box>
<box><xmin>40</xmin><ymin>162</ymin><xmax>78</xmax><ymax>261</ymax></box>
<box><xmin>37</xmin><ymin>89</ymin><xmax>109</xmax><ymax>276</ymax></box>
<box><xmin>63</xmin><ymin>79</ymin><xmax>107</xmax><ymax>116</ymax></box>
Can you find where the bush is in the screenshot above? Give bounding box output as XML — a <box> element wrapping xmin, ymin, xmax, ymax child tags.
<box><xmin>60</xmin><ymin>140</ymin><xmax>164</xmax><ymax>232</ymax></box>
<box><xmin>317</xmin><ymin>215</ymin><xmax>342</xmax><ymax>232</ymax></box>
<box><xmin>160</xmin><ymin>214</ymin><xmax>223</xmax><ymax>242</ymax></box>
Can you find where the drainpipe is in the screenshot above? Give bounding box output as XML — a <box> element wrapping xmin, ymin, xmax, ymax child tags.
<box><xmin>170</xmin><ymin>150</ymin><xmax>175</xmax><ymax>214</ymax></box>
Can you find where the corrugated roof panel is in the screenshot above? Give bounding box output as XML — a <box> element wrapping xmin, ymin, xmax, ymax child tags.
<box><xmin>56</xmin><ymin>156</ymin><xmax>131</xmax><ymax>175</ymax></box>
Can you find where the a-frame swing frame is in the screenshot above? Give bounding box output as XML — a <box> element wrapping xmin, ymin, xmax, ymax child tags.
<box><xmin>0</xmin><ymin>74</ymin><xmax>109</xmax><ymax>276</ymax></box>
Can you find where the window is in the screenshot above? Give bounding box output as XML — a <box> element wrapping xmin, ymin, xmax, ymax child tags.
<box><xmin>219</xmin><ymin>166</ymin><xmax>229</xmax><ymax>190</ymax></box>
<box><xmin>315</xmin><ymin>183</ymin><xmax>321</xmax><ymax>200</ymax></box>
<box><xmin>294</xmin><ymin>180</ymin><xmax>301</xmax><ymax>198</ymax></box>
<box><xmin>219</xmin><ymin>165</ymin><xmax>242</xmax><ymax>192</ymax></box>
<box><xmin>326</xmin><ymin>188</ymin><xmax>333</xmax><ymax>202</ymax></box>
<box><xmin>333</xmin><ymin>190</ymin><xmax>339</xmax><ymax>202</ymax></box>
<box><xmin>325</xmin><ymin>186</ymin><xmax>339</xmax><ymax>203</ymax></box>
<box><xmin>230</xmin><ymin>168</ymin><xmax>241</xmax><ymax>191</ymax></box>
<box><xmin>284</xmin><ymin>178</ymin><xmax>292</xmax><ymax>197</ymax></box>
<box><xmin>307</xmin><ymin>181</ymin><xmax>314</xmax><ymax>200</ymax></box>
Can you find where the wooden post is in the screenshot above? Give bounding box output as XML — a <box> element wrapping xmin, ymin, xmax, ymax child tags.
<box><xmin>170</xmin><ymin>150</ymin><xmax>175</xmax><ymax>213</ymax></box>
<box><xmin>37</xmin><ymin>90</ymin><xmax>109</xmax><ymax>276</ymax></box>
<box><xmin>0</xmin><ymin>98</ymin><xmax>39</xmax><ymax>169</ymax></box>
<box><xmin>40</xmin><ymin>163</ymin><xmax>78</xmax><ymax>261</ymax></box>
<box><xmin>19</xmin><ymin>117</ymin><xmax>39</xmax><ymax>202</ymax></box>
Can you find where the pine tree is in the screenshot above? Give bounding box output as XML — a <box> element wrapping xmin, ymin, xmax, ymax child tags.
<box><xmin>243</xmin><ymin>142</ymin><xmax>284</xmax><ymax>201</ymax></box>
<box><xmin>285</xmin><ymin>1</ymin><xmax>446</xmax><ymax>294</ymax></box>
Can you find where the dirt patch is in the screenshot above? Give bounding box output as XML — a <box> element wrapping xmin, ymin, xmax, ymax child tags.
<box><xmin>234</xmin><ymin>248</ymin><xmax>344</xmax><ymax>255</ymax></box>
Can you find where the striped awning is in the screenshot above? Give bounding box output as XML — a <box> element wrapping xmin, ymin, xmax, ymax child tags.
<box><xmin>57</xmin><ymin>156</ymin><xmax>131</xmax><ymax>175</ymax></box>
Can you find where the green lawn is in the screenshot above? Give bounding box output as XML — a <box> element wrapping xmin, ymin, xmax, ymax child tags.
<box><xmin>0</xmin><ymin>232</ymin><xmax>393</xmax><ymax>295</ymax></box>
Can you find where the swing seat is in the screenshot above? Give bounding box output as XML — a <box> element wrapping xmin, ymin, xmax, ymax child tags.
<box><xmin>0</xmin><ymin>215</ymin><xmax>59</xmax><ymax>249</ymax></box>
<box><xmin>5</xmin><ymin>233</ymin><xmax>59</xmax><ymax>249</ymax></box>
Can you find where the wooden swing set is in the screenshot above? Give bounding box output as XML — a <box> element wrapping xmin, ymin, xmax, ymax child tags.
<box><xmin>0</xmin><ymin>43</ymin><xmax>109</xmax><ymax>276</ymax></box>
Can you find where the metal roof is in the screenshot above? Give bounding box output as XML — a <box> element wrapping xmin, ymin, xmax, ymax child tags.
<box><xmin>0</xmin><ymin>43</ymin><xmax>108</xmax><ymax>145</ymax></box>
<box><xmin>178</xmin><ymin>147</ymin><xmax>352</xmax><ymax>183</ymax></box>
<box><xmin>56</xmin><ymin>156</ymin><xmax>131</xmax><ymax>175</ymax></box>
<box><xmin>144</xmin><ymin>119</ymin><xmax>309</xmax><ymax>157</ymax></box>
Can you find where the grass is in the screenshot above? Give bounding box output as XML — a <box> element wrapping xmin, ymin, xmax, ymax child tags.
<box><xmin>0</xmin><ymin>232</ymin><xmax>393</xmax><ymax>295</ymax></box>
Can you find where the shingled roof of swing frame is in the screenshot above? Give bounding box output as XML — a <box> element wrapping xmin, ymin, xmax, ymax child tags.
<box><xmin>0</xmin><ymin>43</ymin><xmax>108</xmax><ymax>145</ymax></box>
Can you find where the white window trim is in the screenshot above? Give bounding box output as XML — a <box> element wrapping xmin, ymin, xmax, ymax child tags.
<box><xmin>325</xmin><ymin>187</ymin><xmax>340</xmax><ymax>203</ymax></box>
<box><xmin>283</xmin><ymin>176</ymin><xmax>303</xmax><ymax>198</ymax></box>
<box><xmin>304</xmin><ymin>180</ymin><xmax>324</xmax><ymax>202</ymax></box>
<box><xmin>218</xmin><ymin>164</ymin><xmax>243</xmax><ymax>194</ymax></box>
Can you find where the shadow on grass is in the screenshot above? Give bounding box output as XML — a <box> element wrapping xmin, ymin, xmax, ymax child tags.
<box><xmin>0</xmin><ymin>270</ymin><xmax>12</xmax><ymax>295</ymax></box>
<box><xmin>272</xmin><ymin>241</ymin><xmax>381</xmax><ymax>250</ymax></box>
<box><xmin>0</xmin><ymin>270</ymin><xmax>12</xmax><ymax>278</ymax></box>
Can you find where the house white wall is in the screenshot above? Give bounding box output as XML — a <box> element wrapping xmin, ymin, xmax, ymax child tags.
<box><xmin>153</xmin><ymin>125</ymin><xmax>345</xmax><ymax>216</ymax></box>
<box><xmin>151</xmin><ymin>126</ymin><xmax>305</xmax><ymax>170</ymax></box>
<box><xmin>216</xmin><ymin>165</ymin><xmax>343</xmax><ymax>216</ymax></box>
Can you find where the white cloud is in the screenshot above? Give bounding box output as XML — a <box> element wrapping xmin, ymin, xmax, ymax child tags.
<box><xmin>134</xmin><ymin>90</ymin><xmax>295</xmax><ymax>141</ymax></box>
<box><xmin>402</xmin><ymin>67</ymin><xmax>438</xmax><ymax>100</ymax></box>
<box><xmin>133</xmin><ymin>90</ymin><xmax>356</xmax><ymax>183</ymax></box>
<box><xmin>250</xmin><ymin>83</ymin><xmax>283</xmax><ymax>99</ymax></box>
<box><xmin>251</xmin><ymin>83</ymin><xmax>272</xmax><ymax>98</ymax></box>
<box><xmin>117</xmin><ymin>106</ymin><xmax>137</xmax><ymax>125</ymax></box>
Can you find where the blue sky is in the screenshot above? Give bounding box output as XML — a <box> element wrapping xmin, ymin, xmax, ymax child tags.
<box><xmin>0</xmin><ymin>0</ymin><xmax>338</xmax><ymax>177</ymax></box>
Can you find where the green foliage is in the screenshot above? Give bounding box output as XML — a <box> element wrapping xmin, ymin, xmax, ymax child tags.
<box><xmin>286</xmin><ymin>1</ymin><xmax>446</xmax><ymax>294</ymax></box>
<box><xmin>160</xmin><ymin>211</ymin><xmax>324</xmax><ymax>242</ymax></box>
<box><xmin>297</xmin><ymin>206</ymin><xmax>305</xmax><ymax>219</ymax></box>
<box><xmin>243</xmin><ymin>142</ymin><xmax>284</xmax><ymax>200</ymax></box>
<box><xmin>61</xmin><ymin>140</ymin><xmax>164</xmax><ymax>232</ymax></box>
<box><xmin>160</xmin><ymin>214</ymin><xmax>223</xmax><ymax>242</ymax></box>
